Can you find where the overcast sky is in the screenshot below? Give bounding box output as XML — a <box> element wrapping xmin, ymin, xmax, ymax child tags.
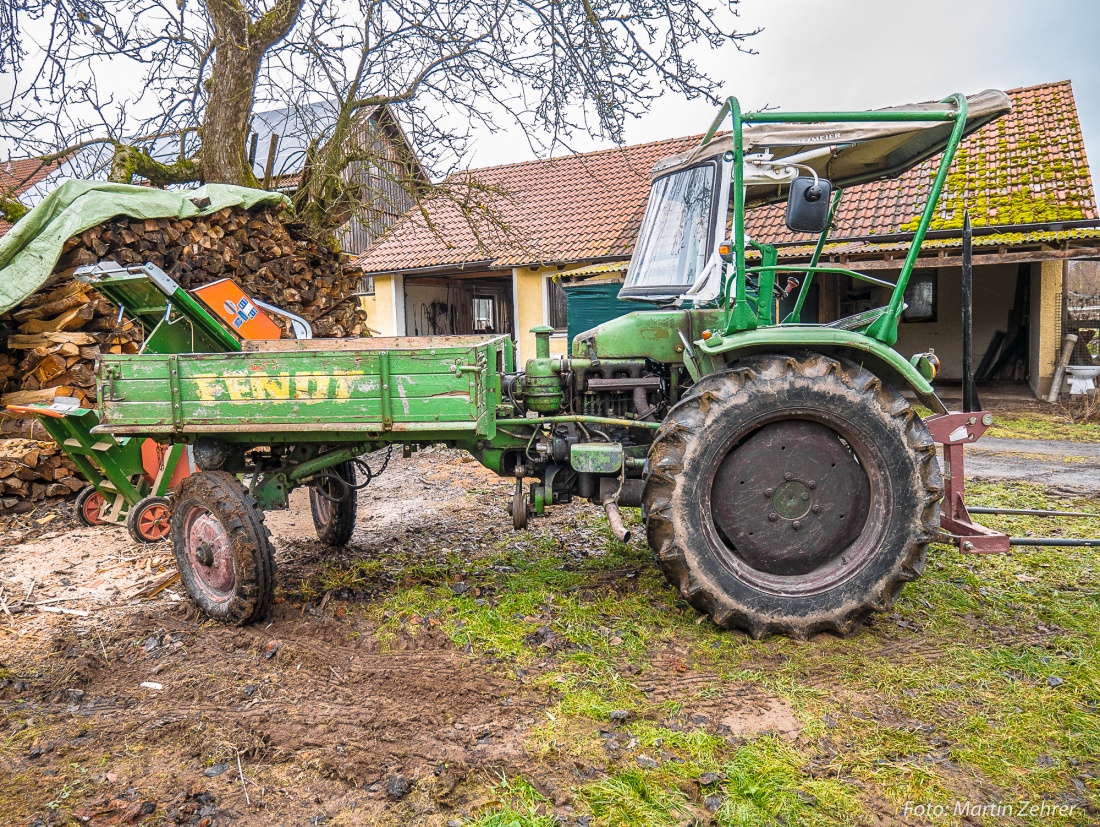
<box><xmin>3</xmin><ymin>0</ymin><xmax>1097</xmax><ymax>191</ymax></box>
<box><xmin>468</xmin><ymin>0</ymin><xmax>1100</xmax><ymax>186</ymax></box>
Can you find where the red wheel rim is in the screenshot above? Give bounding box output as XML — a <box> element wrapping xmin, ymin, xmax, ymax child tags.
<box><xmin>137</xmin><ymin>502</ymin><xmax>171</xmax><ymax>541</ymax></box>
<box><xmin>82</xmin><ymin>491</ymin><xmax>107</xmax><ymax>525</ymax></box>
<box><xmin>181</xmin><ymin>505</ymin><xmax>236</xmax><ymax>602</ymax></box>
<box><xmin>313</xmin><ymin>489</ymin><xmax>334</xmax><ymax>525</ymax></box>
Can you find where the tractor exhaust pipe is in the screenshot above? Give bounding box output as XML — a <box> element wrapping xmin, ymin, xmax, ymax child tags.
<box><xmin>603</xmin><ymin>498</ymin><xmax>631</xmax><ymax>543</ymax></box>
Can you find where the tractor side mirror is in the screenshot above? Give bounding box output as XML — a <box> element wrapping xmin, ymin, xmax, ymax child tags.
<box><xmin>785</xmin><ymin>176</ymin><xmax>833</xmax><ymax>233</ymax></box>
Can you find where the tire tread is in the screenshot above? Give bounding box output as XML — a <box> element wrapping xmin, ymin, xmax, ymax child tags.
<box><xmin>644</xmin><ymin>353</ymin><xmax>943</xmax><ymax>639</ymax></box>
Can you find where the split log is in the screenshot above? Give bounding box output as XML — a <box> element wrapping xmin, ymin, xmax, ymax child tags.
<box><xmin>0</xmin><ymin>387</ymin><xmax>75</xmax><ymax>406</ymax></box>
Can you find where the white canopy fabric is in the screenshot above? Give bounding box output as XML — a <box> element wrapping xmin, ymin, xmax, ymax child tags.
<box><xmin>651</xmin><ymin>90</ymin><xmax>1012</xmax><ymax>208</ymax></box>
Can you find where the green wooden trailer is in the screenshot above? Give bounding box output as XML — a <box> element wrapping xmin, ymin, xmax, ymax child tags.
<box><xmin>97</xmin><ymin>336</ymin><xmax>514</xmax><ymax>443</ymax></box>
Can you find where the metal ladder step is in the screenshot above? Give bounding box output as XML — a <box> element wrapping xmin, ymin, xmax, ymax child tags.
<box><xmin>63</xmin><ymin>438</ymin><xmax>115</xmax><ymax>451</ymax></box>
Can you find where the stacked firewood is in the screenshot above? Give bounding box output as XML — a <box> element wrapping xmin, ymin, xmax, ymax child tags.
<box><xmin>0</xmin><ymin>438</ymin><xmax>84</xmax><ymax>506</ymax></box>
<box><xmin>0</xmin><ymin>203</ymin><xmax>363</xmax><ymax>504</ymax></box>
<box><xmin>0</xmin><ymin>280</ymin><xmax>142</xmax><ymax>420</ymax></box>
<box><xmin>0</xmin><ymin>276</ymin><xmax>144</xmax><ymax>503</ymax></box>
<box><xmin>54</xmin><ymin>206</ymin><xmax>364</xmax><ymax>337</ymax></box>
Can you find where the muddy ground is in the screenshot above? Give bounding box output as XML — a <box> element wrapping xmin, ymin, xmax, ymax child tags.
<box><xmin>966</xmin><ymin>438</ymin><xmax>1100</xmax><ymax>492</ymax></box>
<box><xmin>0</xmin><ymin>450</ymin><xmax>557</xmax><ymax>825</ymax></box>
<box><xmin>0</xmin><ymin>443</ymin><xmax>1098</xmax><ymax>826</ymax></box>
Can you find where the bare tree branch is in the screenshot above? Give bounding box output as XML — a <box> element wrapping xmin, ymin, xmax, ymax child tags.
<box><xmin>0</xmin><ymin>0</ymin><xmax>758</xmax><ymax>239</ymax></box>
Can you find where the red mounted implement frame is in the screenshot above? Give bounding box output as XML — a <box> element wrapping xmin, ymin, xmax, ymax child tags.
<box><xmin>928</xmin><ymin>411</ymin><xmax>1100</xmax><ymax>551</ymax></box>
<box><xmin>930</xmin><ymin>212</ymin><xmax>1100</xmax><ymax>552</ymax></box>
<box><xmin>927</xmin><ymin>411</ymin><xmax>1010</xmax><ymax>553</ymax></box>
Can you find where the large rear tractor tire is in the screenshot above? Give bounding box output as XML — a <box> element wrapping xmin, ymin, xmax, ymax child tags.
<box><xmin>644</xmin><ymin>353</ymin><xmax>943</xmax><ymax>639</ymax></box>
<box><xmin>309</xmin><ymin>460</ymin><xmax>358</xmax><ymax>545</ymax></box>
<box><xmin>170</xmin><ymin>471</ymin><xmax>275</xmax><ymax>625</ymax></box>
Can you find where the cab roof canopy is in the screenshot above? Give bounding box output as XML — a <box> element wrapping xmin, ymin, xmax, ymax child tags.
<box><xmin>652</xmin><ymin>89</ymin><xmax>1013</xmax><ymax>209</ymax></box>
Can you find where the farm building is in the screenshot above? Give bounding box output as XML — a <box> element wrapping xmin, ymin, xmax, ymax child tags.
<box><xmin>0</xmin><ymin>103</ymin><xmax>426</xmax><ymax>256</ymax></box>
<box><xmin>356</xmin><ymin>81</ymin><xmax>1100</xmax><ymax>397</ymax></box>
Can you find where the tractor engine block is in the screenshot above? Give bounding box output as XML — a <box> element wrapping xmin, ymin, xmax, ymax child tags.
<box><xmin>573</xmin><ymin>359</ymin><xmax>664</xmax><ymax>422</ymax></box>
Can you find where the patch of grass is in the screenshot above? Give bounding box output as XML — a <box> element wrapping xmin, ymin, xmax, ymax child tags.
<box><xmin>986</xmin><ymin>412</ymin><xmax>1100</xmax><ymax>443</ymax></box>
<box><xmin>581</xmin><ymin>769</ymin><xmax>692</xmax><ymax>826</ymax></box>
<box><xmin>573</xmin><ymin>736</ymin><xmax>863</xmax><ymax>827</ymax></box>
<box><xmin>464</xmin><ymin>774</ymin><xmax>559</xmax><ymax>827</ymax></box>
<box><xmin>368</xmin><ymin>528</ymin><xmax>692</xmax><ymax>670</ymax></box>
<box><xmin>362</xmin><ymin>481</ymin><xmax>1100</xmax><ymax>825</ymax></box>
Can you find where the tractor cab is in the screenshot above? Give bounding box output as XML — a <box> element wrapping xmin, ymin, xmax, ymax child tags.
<box><xmin>618</xmin><ymin>90</ymin><xmax>1012</xmax><ymax>345</ymax></box>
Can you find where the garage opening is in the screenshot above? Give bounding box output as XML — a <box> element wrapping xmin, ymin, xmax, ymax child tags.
<box><xmin>403</xmin><ymin>274</ymin><xmax>514</xmax><ymax>336</ymax></box>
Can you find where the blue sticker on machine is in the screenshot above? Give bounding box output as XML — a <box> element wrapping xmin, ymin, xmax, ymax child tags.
<box><xmin>232</xmin><ymin>298</ymin><xmax>258</xmax><ymax>329</ymax></box>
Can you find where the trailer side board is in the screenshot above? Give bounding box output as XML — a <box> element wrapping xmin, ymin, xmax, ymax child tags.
<box><xmin>95</xmin><ymin>335</ymin><xmax>513</xmax><ymax>440</ymax></box>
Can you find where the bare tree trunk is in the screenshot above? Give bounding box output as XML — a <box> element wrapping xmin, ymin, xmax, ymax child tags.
<box><xmin>201</xmin><ymin>0</ymin><xmax>304</xmax><ymax>186</ymax></box>
<box><xmin>202</xmin><ymin>44</ymin><xmax>266</xmax><ymax>185</ymax></box>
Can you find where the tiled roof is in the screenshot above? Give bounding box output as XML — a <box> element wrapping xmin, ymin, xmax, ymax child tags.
<box><xmin>338</xmin><ymin>80</ymin><xmax>1100</xmax><ymax>276</ymax></box>
<box><xmin>746</xmin><ymin>80</ymin><xmax>1096</xmax><ymax>244</ymax></box>
<box><xmin>0</xmin><ymin>155</ymin><xmax>68</xmax><ymax>235</ymax></box>
<box><xmin>356</xmin><ymin>136</ymin><xmax>699</xmax><ymax>274</ymax></box>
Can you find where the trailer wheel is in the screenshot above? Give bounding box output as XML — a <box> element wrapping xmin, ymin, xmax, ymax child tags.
<box><xmin>309</xmin><ymin>460</ymin><xmax>358</xmax><ymax>546</ymax></box>
<box><xmin>512</xmin><ymin>478</ymin><xmax>529</xmax><ymax>530</ymax></box>
<box><xmin>75</xmin><ymin>486</ymin><xmax>108</xmax><ymax>527</ymax></box>
<box><xmin>127</xmin><ymin>495</ymin><xmax>172</xmax><ymax>543</ymax></box>
<box><xmin>170</xmin><ymin>471</ymin><xmax>275</xmax><ymax>625</ymax></box>
<box><xmin>644</xmin><ymin>353</ymin><xmax>943</xmax><ymax>639</ymax></box>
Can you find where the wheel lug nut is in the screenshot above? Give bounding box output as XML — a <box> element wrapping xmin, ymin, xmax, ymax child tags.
<box><xmin>811</xmin><ymin>504</ymin><xmax>822</xmax><ymax>514</ymax></box>
<box><xmin>792</xmin><ymin>520</ymin><xmax>802</xmax><ymax>530</ymax></box>
<box><xmin>784</xmin><ymin>472</ymin><xmax>793</xmax><ymax>480</ymax></box>
<box><xmin>800</xmin><ymin>492</ymin><xmax>809</xmax><ymax>501</ymax></box>
<box><xmin>764</xmin><ymin>488</ymin><xmax>774</xmax><ymax>498</ymax></box>
<box><xmin>768</xmin><ymin>512</ymin><xmax>779</xmax><ymax>522</ymax></box>
<box><xmin>808</xmin><ymin>480</ymin><xmax>816</xmax><ymax>489</ymax></box>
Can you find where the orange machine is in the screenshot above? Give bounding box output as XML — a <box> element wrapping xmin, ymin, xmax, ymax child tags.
<box><xmin>191</xmin><ymin>278</ymin><xmax>284</xmax><ymax>341</ymax></box>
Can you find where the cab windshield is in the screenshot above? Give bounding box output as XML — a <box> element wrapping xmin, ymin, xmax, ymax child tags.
<box><xmin>621</xmin><ymin>163</ymin><xmax>717</xmax><ymax>300</ymax></box>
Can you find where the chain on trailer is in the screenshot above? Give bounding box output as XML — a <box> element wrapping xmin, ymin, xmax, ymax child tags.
<box><xmin>309</xmin><ymin>446</ymin><xmax>394</xmax><ymax>504</ymax></box>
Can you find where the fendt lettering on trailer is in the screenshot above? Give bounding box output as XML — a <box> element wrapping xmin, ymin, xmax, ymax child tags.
<box><xmin>191</xmin><ymin>372</ymin><xmax>381</xmax><ymax>403</ymax></box>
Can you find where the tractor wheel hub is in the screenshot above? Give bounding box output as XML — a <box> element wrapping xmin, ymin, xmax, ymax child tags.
<box><xmin>771</xmin><ymin>480</ymin><xmax>812</xmax><ymax>520</ymax></box>
<box><xmin>712</xmin><ymin>420</ymin><xmax>870</xmax><ymax>577</ymax></box>
<box><xmin>195</xmin><ymin>542</ymin><xmax>216</xmax><ymax>567</ymax></box>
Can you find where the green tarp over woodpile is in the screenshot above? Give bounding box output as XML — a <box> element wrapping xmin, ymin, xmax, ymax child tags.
<box><xmin>0</xmin><ymin>180</ymin><xmax>290</xmax><ymax>314</ymax></box>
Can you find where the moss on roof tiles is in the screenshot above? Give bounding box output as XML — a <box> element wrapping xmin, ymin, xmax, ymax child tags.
<box><xmin>897</xmin><ymin>84</ymin><xmax>1094</xmax><ymax>231</ymax></box>
<box><xmin>748</xmin><ymin>81</ymin><xmax>1096</xmax><ymax>243</ymax></box>
<box><xmin>765</xmin><ymin>227</ymin><xmax>1100</xmax><ymax>260</ymax></box>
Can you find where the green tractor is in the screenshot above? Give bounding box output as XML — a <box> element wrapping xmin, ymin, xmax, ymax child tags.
<box><xmin>498</xmin><ymin>89</ymin><xmax>1011</xmax><ymax>637</ymax></box>
<box><xmin>80</xmin><ymin>88</ymin><xmax>1054</xmax><ymax>637</ymax></box>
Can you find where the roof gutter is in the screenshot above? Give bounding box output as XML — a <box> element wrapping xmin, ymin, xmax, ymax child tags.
<box><xmin>769</xmin><ymin>217</ymin><xmax>1100</xmax><ymax>248</ymax></box>
<box><xmin>358</xmin><ymin>253</ymin><xmax>634</xmax><ymax>278</ymax></box>
<box><xmin>358</xmin><ymin>259</ymin><xmax>496</xmax><ymax>278</ymax></box>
